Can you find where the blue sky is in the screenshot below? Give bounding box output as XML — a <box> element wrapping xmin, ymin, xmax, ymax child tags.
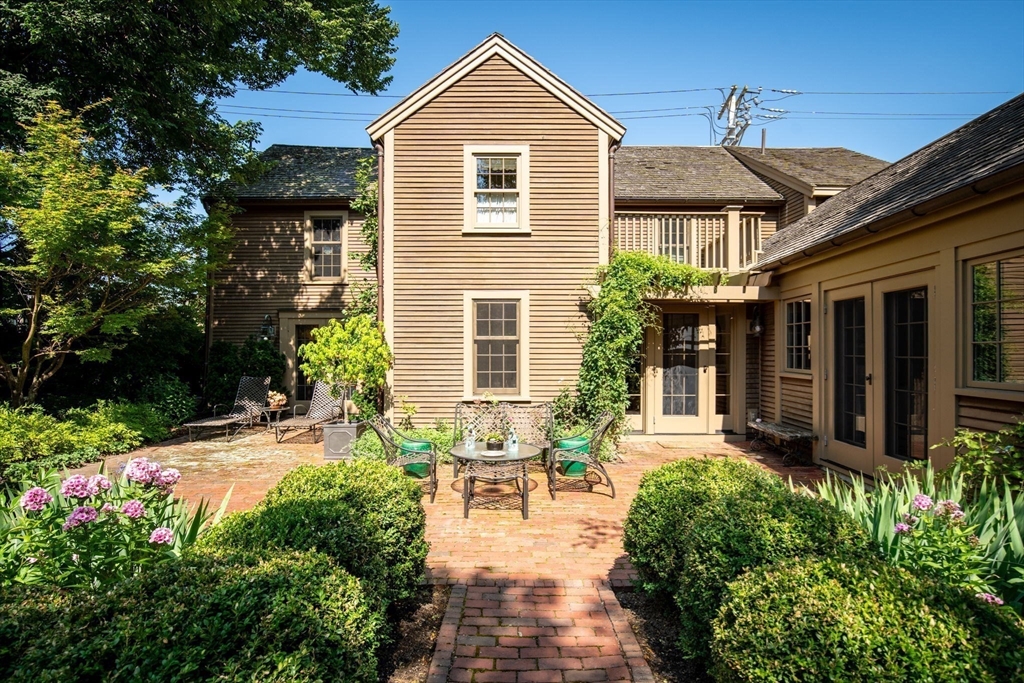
<box><xmin>219</xmin><ymin>0</ymin><xmax>1024</xmax><ymax>163</ymax></box>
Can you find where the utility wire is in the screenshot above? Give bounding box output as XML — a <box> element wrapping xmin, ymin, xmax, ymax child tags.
<box><xmin>770</xmin><ymin>89</ymin><xmax>1014</xmax><ymax>95</ymax></box>
<box><xmin>218</xmin><ymin>104</ymin><xmax>377</xmax><ymax>116</ymax></box>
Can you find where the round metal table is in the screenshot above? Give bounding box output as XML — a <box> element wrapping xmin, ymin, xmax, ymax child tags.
<box><xmin>449</xmin><ymin>443</ymin><xmax>541</xmax><ymax>519</ymax></box>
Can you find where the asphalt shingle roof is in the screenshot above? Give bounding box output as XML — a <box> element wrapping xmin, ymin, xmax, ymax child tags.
<box><xmin>234</xmin><ymin>145</ymin><xmax>375</xmax><ymax>199</ymax></box>
<box><xmin>758</xmin><ymin>94</ymin><xmax>1024</xmax><ymax>267</ymax></box>
<box><xmin>729</xmin><ymin>147</ymin><xmax>889</xmax><ymax>188</ymax></box>
<box><xmin>615</xmin><ymin>146</ymin><xmax>782</xmax><ymax>202</ymax></box>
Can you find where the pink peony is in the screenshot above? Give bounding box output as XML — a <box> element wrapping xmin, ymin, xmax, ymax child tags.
<box><xmin>20</xmin><ymin>487</ymin><xmax>53</xmax><ymax>511</ymax></box>
<box><xmin>62</xmin><ymin>506</ymin><xmax>99</xmax><ymax>531</ymax></box>
<box><xmin>912</xmin><ymin>494</ymin><xmax>933</xmax><ymax>511</ymax></box>
<box><xmin>124</xmin><ymin>457</ymin><xmax>162</xmax><ymax>485</ymax></box>
<box><xmin>976</xmin><ymin>592</ymin><xmax>1004</xmax><ymax>606</ymax></box>
<box><xmin>88</xmin><ymin>474</ymin><xmax>112</xmax><ymax>492</ymax></box>
<box><xmin>155</xmin><ymin>468</ymin><xmax>181</xmax><ymax>491</ymax></box>
<box><xmin>149</xmin><ymin>527</ymin><xmax>174</xmax><ymax>545</ymax></box>
<box><xmin>121</xmin><ymin>500</ymin><xmax>146</xmax><ymax>519</ymax></box>
<box><xmin>61</xmin><ymin>475</ymin><xmax>97</xmax><ymax>499</ymax></box>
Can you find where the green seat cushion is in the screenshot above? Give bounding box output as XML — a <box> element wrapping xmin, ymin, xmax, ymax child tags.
<box><xmin>556</xmin><ymin>436</ymin><xmax>590</xmax><ymax>477</ymax></box>
<box><xmin>400</xmin><ymin>440</ymin><xmax>431</xmax><ymax>479</ymax></box>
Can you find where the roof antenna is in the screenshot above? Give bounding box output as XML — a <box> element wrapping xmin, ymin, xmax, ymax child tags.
<box><xmin>761</xmin><ymin>128</ymin><xmax>766</xmax><ymax>154</ymax></box>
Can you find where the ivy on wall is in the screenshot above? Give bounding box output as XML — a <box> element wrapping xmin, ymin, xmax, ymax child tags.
<box><xmin>576</xmin><ymin>251</ymin><xmax>714</xmax><ymax>429</ymax></box>
<box><xmin>348</xmin><ymin>155</ymin><xmax>379</xmax><ymax>319</ymax></box>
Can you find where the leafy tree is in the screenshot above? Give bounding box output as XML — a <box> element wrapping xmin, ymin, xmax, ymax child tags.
<box><xmin>0</xmin><ymin>105</ymin><xmax>229</xmax><ymax>406</ymax></box>
<box><xmin>0</xmin><ymin>0</ymin><xmax>399</xmax><ymax>192</ymax></box>
<box><xmin>298</xmin><ymin>314</ymin><xmax>392</xmax><ymax>423</ymax></box>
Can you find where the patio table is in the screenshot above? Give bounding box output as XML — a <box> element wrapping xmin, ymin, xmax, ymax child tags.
<box><xmin>449</xmin><ymin>443</ymin><xmax>541</xmax><ymax>519</ymax></box>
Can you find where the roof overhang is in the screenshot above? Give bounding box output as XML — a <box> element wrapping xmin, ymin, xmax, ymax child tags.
<box><xmin>725</xmin><ymin>149</ymin><xmax>816</xmax><ymax>195</ymax></box>
<box><xmin>366</xmin><ymin>33</ymin><xmax>626</xmax><ymax>142</ymax></box>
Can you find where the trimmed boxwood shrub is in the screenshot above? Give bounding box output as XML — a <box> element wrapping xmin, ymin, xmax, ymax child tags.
<box><xmin>623</xmin><ymin>458</ymin><xmax>786</xmax><ymax>595</ymax></box>
<box><xmin>197</xmin><ymin>459</ymin><xmax>428</xmax><ymax>606</ymax></box>
<box><xmin>0</xmin><ymin>550</ymin><xmax>384</xmax><ymax>682</ymax></box>
<box><xmin>711</xmin><ymin>556</ymin><xmax>1024</xmax><ymax>683</ymax></box>
<box><xmin>673</xmin><ymin>488</ymin><xmax>870</xmax><ymax>660</ymax></box>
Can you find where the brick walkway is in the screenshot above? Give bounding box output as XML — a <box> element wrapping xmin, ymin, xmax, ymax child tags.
<box><xmin>73</xmin><ymin>431</ymin><xmax>822</xmax><ymax>682</ymax></box>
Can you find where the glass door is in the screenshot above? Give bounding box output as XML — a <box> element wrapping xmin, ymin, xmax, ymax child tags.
<box><xmin>824</xmin><ymin>285</ymin><xmax>873</xmax><ymax>474</ymax></box>
<box><xmin>653</xmin><ymin>308</ymin><xmax>710</xmax><ymax>432</ymax></box>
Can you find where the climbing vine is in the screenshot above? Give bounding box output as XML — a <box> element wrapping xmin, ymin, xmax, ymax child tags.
<box><xmin>348</xmin><ymin>155</ymin><xmax>379</xmax><ymax>319</ymax></box>
<box><xmin>576</xmin><ymin>251</ymin><xmax>714</xmax><ymax>429</ymax></box>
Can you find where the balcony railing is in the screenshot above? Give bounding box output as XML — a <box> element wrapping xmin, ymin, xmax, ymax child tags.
<box><xmin>613</xmin><ymin>212</ymin><xmax>762</xmax><ymax>271</ymax></box>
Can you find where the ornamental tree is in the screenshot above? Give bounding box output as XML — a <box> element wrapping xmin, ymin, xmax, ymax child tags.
<box><xmin>297</xmin><ymin>314</ymin><xmax>392</xmax><ymax>423</ymax></box>
<box><xmin>0</xmin><ymin>105</ymin><xmax>230</xmax><ymax>406</ymax></box>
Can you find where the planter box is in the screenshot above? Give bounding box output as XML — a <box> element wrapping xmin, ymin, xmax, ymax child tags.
<box><xmin>323</xmin><ymin>422</ymin><xmax>364</xmax><ymax>460</ymax></box>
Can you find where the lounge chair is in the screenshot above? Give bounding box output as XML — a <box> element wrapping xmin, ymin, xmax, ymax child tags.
<box><xmin>184</xmin><ymin>376</ymin><xmax>270</xmax><ymax>441</ymax></box>
<box><xmin>274</xmin><ymin>381</ymin><xmax>342</xmax><ymax>443</ymax></box>
<box><xmin>547</xmin><ymin>411</ymin><xmax>616</xmax><ymax>499</ymax></box>
<box><xmin>365</xmin><ymin>415</ymin><xmax>438</xmax><ymax>503</ymax></box>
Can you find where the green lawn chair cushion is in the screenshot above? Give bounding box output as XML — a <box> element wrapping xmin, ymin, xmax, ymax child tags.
<box><xmin>400</xmin><ymin>440</ymin><xmax>431</xmax><ymax>479</ymax></box>
<box><xmin>556</xmin><ymin>436</ymin><xmax>590</xmax><ymax>477</ymax></box>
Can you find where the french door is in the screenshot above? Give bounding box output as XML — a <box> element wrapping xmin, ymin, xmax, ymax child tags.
<box><xmin>650</xmin><ymin>307</ymin><xmax>723</xmax><ymax>433</ymax></box>
<box><xmin>824</xmin><ymin>274</ymin><xmax>934</xmax><ymax>476</ymax></box>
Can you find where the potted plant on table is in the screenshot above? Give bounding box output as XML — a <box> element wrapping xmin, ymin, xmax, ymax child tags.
<box><xmin>484</xmin><ymin>431</ymin><xmax>506</xmax><ymax>451</ymax></box>
<box><xmin>298</xmin><ymin>314</ymin><xmax>393</xmax><ymax>459</ymax></box>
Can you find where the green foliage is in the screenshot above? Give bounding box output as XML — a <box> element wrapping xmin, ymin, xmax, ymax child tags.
<box><xmin>345</xmin><ymin>155</ymin><xmax>381</xmax><ymax>320</ymax></box>
<box><xmin>577</xmin><ymin>252</ymin><xmax>714</xmax><ymax>429</ymax></box>
<box><xmin>711</xmin><ymin>557</ymin><xmax>1024</xmax><ymax>683</ymax></box>
<box><xmin>205</xmin><ymin>335</ymin><xmax>287</xmax><ymax>408</ymax></box>
<box><xmin>935</xmin><ymin>421</ymin><xmax>1024</xmax><ymax>492</ymax></box>
<box><xmin>196</xmin><ymin>460</ymin><xmax>428</xmax><ymax>607</ymax></box>
<box><xmin>138</xmin><ymin>374</ymin><xmax>199</xmax><ymax>426</ymax></box>
<box><xmin>0</xmin><ymin>106</ymin><xmax>228</xmax><ymax>406</ymax></box>
<box><xmin>0</xmin><ymin>550</ymin><xmax>384</xmax><ymax>682</ymax></box>
<box><xmin>552</xmin><ymin>386</ymin><xmax>586</xmax><ymax>436</ymax></box>
<box><xmin>623</xmin><ymin>458</ymin><xmax>786</xmax><ymax>595</ymax></box>
<box><xmin>353</xmin><ymin>422</ymin><xmax>456</xmax><ymax>465</ymax></box>
<box><xmin>0</xmin><ymin>0</ymin><xmax>398</xmax><ymax>194</ymax></box>
<box><xmin>298</xmin><ymin>315</ymin><xmax>393</xmax><ymax>422</ymax></box>
<box><xmin>816</xmin><ymin>463</ymin><xmax>1024</xmax><ymax>611</ymax></box>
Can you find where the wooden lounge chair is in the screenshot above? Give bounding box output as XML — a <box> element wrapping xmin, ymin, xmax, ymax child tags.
<box><xmin>274</xmin><ymin>381</ymin><xmax>342</xmax><ymax>443</ymax></box>
<box><xmin>184</xmin><ymin>376</ymin><xmax>270</xmax><ymax>441</ymax></box>
<box><xmin>547</xmin><ymin>411</ymin><xmax>616</xmax><ymax>499</ymax></box>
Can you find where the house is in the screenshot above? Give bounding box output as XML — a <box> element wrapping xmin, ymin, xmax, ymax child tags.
<box><xmin>209</xmin><ymin>33</ymin><xmax>1023</xmax><ymax>478</ymax></box>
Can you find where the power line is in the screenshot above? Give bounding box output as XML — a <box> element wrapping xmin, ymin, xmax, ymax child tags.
<box><xmin>779</xmin><ymin>109</ymin><xmax>981</xmax><ymax>116</ymax></box>
<box><xmin>608</xmin><ymin>105</ymin><xmax>715</xmax><ymax>114</ymax></box>
<box><xmin>218</xmin><ymin>108</ymin><xmax>373</xmax><ymax>122</ymax></box>
<box><xmin>769</xmin><ymin>89</ymin><xmax>1014</xmax><ymax>95</ymax></box>
<box><xmin>218</xmin><ymin>104</ymin><xmax>377</xmax><ymax>117</ymax></box>
<box><xmin>238</xmin><ymin>86</ymin><xmax>723</xmax><ymax>99</ymax></box>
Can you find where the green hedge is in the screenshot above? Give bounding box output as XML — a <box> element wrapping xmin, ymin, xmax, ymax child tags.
<box><xmin>623</xmin><ymin>458</ymin><xmax>786</xmax><ymax>595</ymax></box>
<box><xmin>711</xmin><ymin>557</ymin><xmax>1024</xmax><ymax>683</ymax></box>
<box><xmin>197</xmin><ymin>459</ymin><xmax>428</xmax><ymax>606</ymax></box>
<box><xmin>673</xmin><ymin>488</ymin><xmax>870</xmax><ymax>661</ymax></box>
<box><xmin>0</xmin><ymin>550</ymin><xmax>383</xmax><ymax>682</ymax></box>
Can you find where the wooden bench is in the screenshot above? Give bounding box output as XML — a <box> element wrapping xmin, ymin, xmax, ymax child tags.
<box><xmin>747</xmin><ymin>420</ymin><xmax>817</xmax><ymax>466</ymax></box>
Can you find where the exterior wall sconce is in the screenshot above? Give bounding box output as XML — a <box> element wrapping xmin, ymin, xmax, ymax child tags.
<box><xmin>749</xmin><ymin>308</ymin><xmax>764</xmax><ymax>336</ymax></box>
<box><xmin>259</xmin><ymin>314</ymin><xmax>276</xmax><ymax>341</ymax></box>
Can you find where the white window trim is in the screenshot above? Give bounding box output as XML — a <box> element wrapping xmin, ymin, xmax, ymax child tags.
<box><xmin>783</xmin><ymin>297</ymin><xmax>813</xmax><ymax>374</ymax></box>
<box><xmin>277</xmin><ymin>310</ymin><xmax>344</xmax><ymax>403</ymax></box>
<box><xmin>963</xmin><ymin>248</ymin><xmax>1024</xmax><ymax>391</ymax></box>
<box><xmin>463</xmin><ymin>145</ymin><xmax>531</xmax><ymax>234</ymax></box>
<box><xmin>463</xmin><ymin>290</ymin><xmax>531</xmax><ymax>401</ymax></box>
<box><xmin>303</xmin><ymin>210</ymin><xmax>349</xmax><ymax>283</ymax></box>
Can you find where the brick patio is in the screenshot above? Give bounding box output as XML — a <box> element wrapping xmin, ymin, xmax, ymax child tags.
<box><xmin>74</xmin><ymin>431</ymin><xmax>822</xmax><ymax>682</ymax></box>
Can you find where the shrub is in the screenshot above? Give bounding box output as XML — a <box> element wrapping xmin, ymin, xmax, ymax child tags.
<box><xmin>138</xmin><ymin>373</ymin><xmax>198</xmax><ymax>425</ymax></box>
<box><xmin>623</xmin><ymin>458</ymin><xmax>785</xmax><ymax>595</ymax></box>
<box><xmin>711</xmin><ymin>556</ymin><xmax>1024</xmax><ymax>683</ymax></box>
<box><xmin>196</xmin><ymin>460</ymin><xmax>428</xmax><ymax>606</ymax></box>
<box><xmin>673</xmin><ymin>488</ymin><xmax>870</xmax><ymax>661</ymax></box>
<box><xmin>935</xmin><ymin>420</ymin><xmax>1024</xmax><ymax>493</ymax></box>
<box><xmin>0</xmin><ymin>550</ymin><xmax>384</xmax><ymax>682</ymax></box>
<box><xmin>205</xmin><ymin>335</ymin><xmax>286</xmax><ymax>409</ymax></box>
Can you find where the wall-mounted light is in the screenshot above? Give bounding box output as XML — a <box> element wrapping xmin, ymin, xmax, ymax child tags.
<box><xmin>749</xmin><ymin>308</ymin><xmax>764</xmax><ymax>336</ymax></box>
<box><xmin>259</xmin><ymin>314</ymin><xmax>276</xmax><ymax>341</ymax></box>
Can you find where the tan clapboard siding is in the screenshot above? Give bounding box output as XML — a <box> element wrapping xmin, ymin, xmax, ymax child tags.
<box><xmin>748</xmin><ymin>173</ymin><xmax>808</xmax><ymax>228</ymax></box>
<box><xmin>760</xmin><ymin>208</ymin><xmax>779</xmax><ymax>242</ymax></box>
<box><xmin>391</xmin><ymin>55</ymin><xmax>599</xmax><ymax>424</ymax></box>
<box><xmin>956</xmin><ymin>395</ymin><xmax>1023</xmax><ymax>433</ymax></box>
<box><xmin>780</xmin><ymin>375</ymin><xmax>814</xmax><ymax>430</ymax></box>
<box><xmin>211</xmin><ymin>204</ymin><xmax>371</xmax><ymax>344</ymax></box>
<box><xmin>760</xmin><ymin>302</ymin><xmax>777</xmax><ymax>422</ymax></box>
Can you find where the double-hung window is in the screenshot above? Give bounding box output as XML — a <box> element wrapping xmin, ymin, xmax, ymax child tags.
<box><xmin>304</xmin><ymin>212</ymin><xmax>347</xmax><ymax>281</ymax></box>
<box><xmin>785</xmin><ymin>299</ymin><xmax>812</xmax><ymax>371</ymax></box>
<box><xmin>969</xmin><ymin>253</ymin><xmax>1023</xmax><ymax>385</ymax></box>
<box><xmin>464</xmin><ymin>146</ymin><xmax>530</xmax><ymax>232</ymax></box>
<box><xmin>464</xmin><ymin>291</ymin><xmax>530</xmax><ymax>399</ymax></box>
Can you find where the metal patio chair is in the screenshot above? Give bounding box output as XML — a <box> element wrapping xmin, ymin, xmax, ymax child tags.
<box><xmin>365</xmin><ymin>415</ymin><xmax>438</xmax><ymax>503</ymax></box>
<box><xmin>184</xmin><ymin>376</ymin><xmax>270</xmax><ymax>441</ymax></box>
<box><xmin>274</xmin><ymin>381</ymin><xmax>343</xmax><ymax>443</ymax></box>
<box><xmin>452</xmin><ymin>402</ymin><xmax>509</xmax><ymax>478</ymax></box>
<box><xmin>505</xmin><ymin>402</ymin><xmax>554</xmax><ymax>457</ymax></box>
<box><xmin>547</xmin><ymin>411</ymin><xmax>616</xmax><ymax>499</ymax></box>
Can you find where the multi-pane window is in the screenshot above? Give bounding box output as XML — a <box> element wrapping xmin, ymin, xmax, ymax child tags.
<box><xmin>715</xmin><ymin>314</ymin><xmax>731</xmax><ymax>415</ymax></box>
<box><xmin>475</xmin><ymin>156</ymin><xmax>519</xmax><ymax>225</ymax></box>
<box><xmin>662</xmin><ymin>313</ymin><xmax>700</xmax><ymax>416</ymax></box>
<box><xmin>786</xmin><ymin>300</ymin><xmax>812</xmax><ymax>371</ymax></box>
<box><xmin>834</xmin><ymin>298</ymin><xmax>867</xmax><ymax>448</ymax></box>
<box><xmin>885</xmin><ymin>288</ymin><xmax>928</xmax><ymax>460</ymax></box>
<box><xmin>971</xmin><ymin>254</ymin><xmax>1024</xmax><ymax>384</ymax></box>
<box><xmin>310</xmin><ymin>217</ymin><xmax>343</xmax><ymax>279</ymax></box>
<box><xmin>295</xmin><ymin>324</ymin><xmax>318</xmax><ymax>401</ymax></box>
<box><xmin>474</xmin><ymin>300</ymin><xmax>519</xmax><ymax>394</ymax></box>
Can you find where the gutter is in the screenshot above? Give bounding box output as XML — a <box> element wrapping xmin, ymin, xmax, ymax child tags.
<box><xmin>757</xmin><ymin>163</ymin><xmax>1024</xmax><ymax>272</ymax></box>
<box><xmin>375</xmin><ymin>141</ymin><xmax>385</xmax><ymax>323</ymax></box>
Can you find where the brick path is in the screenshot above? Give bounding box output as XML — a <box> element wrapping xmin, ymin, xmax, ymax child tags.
<box><xmin>73</xmin><ymin>431</ymin><xmax>822</xmax><ymax>682</ymax></box>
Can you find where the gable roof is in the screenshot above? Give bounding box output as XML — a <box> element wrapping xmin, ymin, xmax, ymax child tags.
<box><xmin>233</xmin><ymin>145</ymin><xmax>374</xmax><ymax>200</ymax></box>
<box><xmin>758</xmin><ymin>94</ymin><xmax>1024</xmax><ymax>269</ymax></box>
<box><xmin>729</xmin><ymin>147</ymin><xmax>890</xmax><ymax>191</ymax></box>
<box><xmin>366</xmin><ymin>33</ymin><xmax>626</xmax><ymax>141</ymax></box>
<box><xmin>615</xmin><ymin>146</ymin><xmax>783</xmax><ymax>203</ymax></box>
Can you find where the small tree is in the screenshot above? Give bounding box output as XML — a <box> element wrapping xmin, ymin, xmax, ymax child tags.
<box><xmin>297</xmin><ymin>314</ymin><xmax>392</xmax><ymax>423</ymax></box>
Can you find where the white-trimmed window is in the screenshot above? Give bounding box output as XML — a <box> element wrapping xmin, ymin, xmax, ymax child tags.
<box><xmin>785</xmin><ymin>299</ymin><xmax>812</xmax><ymax>371</ymax></box>
<box><xmin>968</xmin><ymin>251</ymin><xmax>1023</xmax><ymax>386</ymax></box>
<box><xmin>304</xmin><ymin>211</ymin><xmax>348</xmax><ymax>281</ymax></box>
<box><xmin>463</xmin><ymin>145</ymin><xmax>530</xmax><ymax>232</ymax></box>
<box><xmin>463</xmin><ymin>291</ymin><xmax>530</xmax><ymax>399</ymax></box>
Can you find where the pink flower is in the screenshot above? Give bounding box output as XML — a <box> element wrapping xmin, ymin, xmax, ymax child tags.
<box><xmin>149</xmin><ymin>527</ymin><xmax>174</xmax><ymax>545</ymax></box>
<box><xmin>894</xmin><ymin>522</ymin><xmax>912</xmax><ymax>535</ymax></box>
<box><xmin>62</xmin><ymin>506</ymin><xmax>99</xmax><ymax>531</ymax></box>
<box><xmin>88</xmin><ymin>474</ymin><xmax>112</xmax><ymax>492</ymax></box>
<box><xmin>155</xmin><ymin>468</ymin><xmax>181</xmax><ymax>491</ymax></box>
<box><xmin>60</xmin><ymin>475</ymin><xmax>97</xmax><ymax>499</ymax></box>
<box><xmin>901</xmin><ymin>513</ymin><xmax>919</xmax><ymax>525</ymax></box>
<box><xmin>20</xmin><ymin>487</ymin><xmax>53</xmax><ymax>511</ymax></box>
<box><xmin>912</xmin><ymin>494</ymin><xmax>933</xmax><ymax>511</ymax></box>
<box><xmin>124</xmin><ymin>457</ymin><xmax>162</xmax><ymax>485</ymax></box>
<box><xmin>934</xmin><ymin>499</ymin><xmax>963</xmax><ymax>517</ymax></box>
<box><xmin>101</xmin><ymin>502</ymin><xmax>117</xmax><ymax>514</ymax></box>
<box><xmin>121</xmin><ymin>500</ymin><xmax>146</xmax><ymax>519</ymax></box>
<box><xmin>26</xmin><ymin>557</ymin><xmax>38</xmax><ymax>564</ymax></box>
<box><xmin>976</xmin><ymin>592</ymin><xmax>1004</xmax><ymax>606</ymax></box>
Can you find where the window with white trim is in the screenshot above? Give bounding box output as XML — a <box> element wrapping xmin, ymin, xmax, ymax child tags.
<box><xmin>463</xmin><ymin>146</ymin><xmax>530</xmax><ymax>232</ymax></box>
<box><xmin>970</xmin><ymin>253</ymin><xmax>1023</xmax><ymax>385</ymax></box>
<box><xmin>785</xmin><ymin>299</ymin><xmax>812</xmax><ymax>371</ymax></box>
<box><xmin>474</xmin><ymin>300</ymin><xmax>519</xmax><ymax>394</ymax></box>
<box><xmin>304</xmin><ymin>212</ymin><xmax>346</xmax><ymax>281</ymax></box>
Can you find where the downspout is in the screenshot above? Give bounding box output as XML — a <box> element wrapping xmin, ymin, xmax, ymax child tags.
<box><xmin>608</xmin><ymin>139</ymin><xmax>622</xmax><ymax>261</ymax></box>
<box><xmin>374</xmin><ymin>141</ymin><xmax>385</xmax><ymax>324</ymax></box>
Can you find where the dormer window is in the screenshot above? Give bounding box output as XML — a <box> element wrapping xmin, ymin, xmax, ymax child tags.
<box><xmin>463</xmin><ymin>145</ymin><xmax>530</xmax><ymax>233</ymax></box>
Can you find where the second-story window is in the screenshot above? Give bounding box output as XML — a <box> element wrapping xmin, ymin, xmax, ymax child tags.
<box><xmin>305</xmin><ymin>213</ymin><xmax>346</xmax><ymax>281</ymax></box>
<box><xmin>463</xmin><ymin>145</ymin><xmax>530</xmax><ymax>232</ymax></box>
<box><xmin>786</xmin><ymin>299</ymin><xmax>812</xmax><ymax>371</ymax></box>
